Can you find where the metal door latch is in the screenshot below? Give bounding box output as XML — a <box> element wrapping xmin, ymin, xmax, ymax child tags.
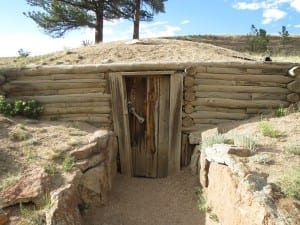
<box><xmin>128</xmin><ymin>101</ymin><xmax>145</xmax><ymax>124</ymax></box>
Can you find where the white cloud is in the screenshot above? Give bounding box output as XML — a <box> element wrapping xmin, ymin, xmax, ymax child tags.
<box><xmin>233</xmin><ymin>2</ymin><xmax>265</xmax><ymax>10</ymax></box>
<box><xmin>294</xmin><ymin>24</ymin><xmax>300</xmax><ymax>27</ymax></box>
<box><xmin>181</xmin><ymin>20</ymin><xmax>190</xmax><ymax>25</ymax></box>
<box><xmin>291</xmin><ymin>0</ymin><xmax>300</xmax><ymax>12</ymax></box>
<box><xmin>140</xmin><ymin>21</ymin><xmax>181</xmax><ymax>38</ymax></box>
<box><xmin>262</xmin><ymin>8</ymin><xmax>287</xmax><ymax>24</ymax></box>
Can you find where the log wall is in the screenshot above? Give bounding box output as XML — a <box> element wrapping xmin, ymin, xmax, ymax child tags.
<box><xmin>182</xmin><ymin>63</ymin><xmax>299</xmax><ymax>133</ymax></box>
<box><xmin>0</xmin><ymin>62</ymin><xmax>299</xmax><ymax>132</ymax></box>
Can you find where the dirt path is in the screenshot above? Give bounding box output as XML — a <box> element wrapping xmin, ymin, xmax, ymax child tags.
<box><xmin>83</xmin><ymin>168</ymin><xmax>206</xmax><ymax>225</ymax></box>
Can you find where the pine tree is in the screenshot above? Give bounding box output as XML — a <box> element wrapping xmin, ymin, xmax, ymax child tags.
<box><xmin>120</xmin><ymin>0</ymin><xmax>167</xmax><ymax>39</ymax></box>
<box><xmin>24</xmin><ymin>0</ymin><xmax>122</xmax><ymax>43</ymax></box>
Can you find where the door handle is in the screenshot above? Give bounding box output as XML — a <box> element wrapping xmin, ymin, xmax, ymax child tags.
<box><xmin>128</xmin><ymin>101</ymin><xmax>145</xmax><ymax>124</ymax></box>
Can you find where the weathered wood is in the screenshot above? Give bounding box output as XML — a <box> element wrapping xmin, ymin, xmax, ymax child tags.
<box><xmin>8</xmin><ymin>87</ymin><xmax>105</xmax><ymax>97</ymax></box>
<box><xmin>195</xmin><ymin>92</ymin><xmax>251</xmax><ymax>100</ymax></box>
<box><xmin>109</xmin><ymin>73</ymin><xmax>132</xmax><ymax>176</ymax></box>
<box><xmin>180</xmin><ymin>133</ymin><xmax>193</xmax><ymax>167</ymax></box>
<box><xmin>168</xmin><ymin>73</ymin><xmax>183</xmax><ymax>175</ymax></box>
<box><xmin>41</xmin><ymin>114</ymin><xmax>111</xmax><ymax>123</ymax></box>
<box><xmin>157</xmin><ymin>76</ymin><xmax>170</xmax><ymax>178</ymax></box>
<box><xmin>8</xmin><ymin>73</ymin><xmax>105</xmax><ymax>81</ymax></box>
<box><xmin>119</xmin><ymin>70</ymin><xmax>174</xmax><ymax>76</ymax></box>
<box><xmin>43</xmin><ymin>102</ymin><xmax>110</xmax><ymax>108</ymax></box>
<box><xmin>194</xmin><ymin>118</ymin><xmax>236</xmax><ymax>125</ymax></box>
<box><xmin>193</xmin><ymin>85</ymin><xmax>290</xmax><ymax>94</ymax></box>
<box><xmin>251</xmin><ymin>93</ymin><xmax>287</xmax><ymax>100</ymax></box>
<box><xmin>193</xmin><ymin>98</ymin><xmax>289</xmax><ymax>108</ymax></box>
<box><xmin>287</xmin><ymin>93</ymin><xmax>300</xmax><ymax>102</ymax></box>
<box><xmin>184</xmin><ymin>76</ymin><xmax>194</xmax><ymax>88</ymax></box>
<box><xmin>288</xmin><ymin>66</ymin><xmax>300</xmax><ymax>77</ymax></box>
<box><xmin>43</xmin><ymin>106</ymin><xmax>111</xmax><ymax>115</ymax></box>
<box><xmin>184</xmin><ymin>103</ymin><xmax>194</xmax><ymax>114</ymax></box>
<box><xmin>195</xmin><ymin>78</ymin><xmax>286</xmax><ymax>87</ymax></box>
<box><xmin>184</xmin><ymin>91</ymin><xmax>196</xmax><ymax>101</ymax></box>
<box><xmin>246</xmin><ymin>108</ymin><xmax>273</xmax><ymax>114</ymax></box>
<box><xmin>13</xmin><ymin>93</ymin><xmax>111</xmax><ymax>104</ymax></box>
<box><xmin>206</xmin><ymin>66</ymin><xmax>247</xmax><ymax>74</ymax></box>
<box><xmin>182</xmin><ymin>116</ymin><xmax>194</xmax><ymax>127</ymax></box>
<box><xmin>287</xmin><ymin>79</ymin><xmax>300</xmax><ymax>94</ymax></box>
<box><xmin>0</xmin><ymin>75</ymin><xmax>6</xmax><ymax>85</ymax></box>
<box><xmin>194</xmin><ymin>106</ymin><xmax>246</xmax><ymax>113</ymax></box>
<box><xmin>182</xmin><ymin>124</ymin><xmax>216</xmax><ymax>132</ymax></box>
<box><xmin>190</xmin><ymin>111</ymin><xmax>249</xmax><ymax>120</ymax></box>
<box><xmin>194</xmin><ymin>73</ymin><xmax>293</xmax><ymax>84</ymax></box>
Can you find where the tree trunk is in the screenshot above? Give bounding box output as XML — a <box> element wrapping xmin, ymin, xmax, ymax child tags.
<box><xmin>133</xmin><ymin>0</ymin><xmax>141</xmax><ymax>39</ymax></box>
<box><xmin>95</xmin><ymin>3</ymin><xmax>104</xmax><ymax>43</ymax></box>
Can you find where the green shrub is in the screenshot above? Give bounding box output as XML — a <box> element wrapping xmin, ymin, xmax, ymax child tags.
<box><xmin>259</xmin><ymin>120</ymin><xmax>280</xmax><ymax>138</ymax></box>
<box><xmin>0</xmin><ymin>96</ymin><xmax>43</xmax><ymax>119</ymax></box>
<box><xmin>195</xmin><ymin>188</ymin><xmax>207</xmax><ymax>212</ymax></box>
<box><xmin>275</xmin><ymin>106</ymin><xmax>289</xmax><ymax>117</ymax></box>
<box><xmin>201</xmin><ymin>133</ymin><xmax>225</xmax><ymax>149</ymax></box>
<box><xmin>62</xmin><ymin>156</ymin><xmax>75</xmax><ymax>172</ymax></box>
<box><xmin>234</xmin><ymin>133</ymin><xmax>256</xmax><ymax>152</ymax></box>
<box><xmin>278</xmin><ymin>168</ymin><xmax>300</xmax><ymax>200</ymax></box>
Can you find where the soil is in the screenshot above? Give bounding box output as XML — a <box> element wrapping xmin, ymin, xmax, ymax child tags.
<box><xmin>83</xmin><ymin>169</ymin><xmax>206</xmax><ymax>225</ymax></box>
<box><xmin>0</xmin><ymin>39</ymin><xmax>260</xmax><ymax>68</ymax></box>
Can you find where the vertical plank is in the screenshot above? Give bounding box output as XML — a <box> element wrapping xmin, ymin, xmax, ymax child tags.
<box><xmin>168</xmin><ymin>72</ymin><xmax>183</xmax><ymax>175</ymax></box>
<box><xmin>109</xmin><ymin>73</ymin><xmax>132</xmax><ymax>176</ymax></box>
<box><xmin>145</xmin><ymin>77</ymin><xmax>159</xmax><ymax>177</ymax></box>
<box><xmin>157</xmin><ymin>76</ymin><xmax>170</xmax><ymax>177</ymax></box>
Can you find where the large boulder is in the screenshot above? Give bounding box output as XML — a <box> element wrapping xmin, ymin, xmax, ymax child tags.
<box><xmin>46</xmin><ymin>184</ymin><xmax>82</xmax><ymax>225</ymax></box>
<box><xmin>0</xmin><ymin>167</ymin><xmax>49</xmax><ymax>209</ymax></box>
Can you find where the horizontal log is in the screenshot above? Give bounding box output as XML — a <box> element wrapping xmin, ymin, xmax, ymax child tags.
<box><xmin>7</xmin><ymin>73</ymin><xmax>105</xmax><ymax>81</ymax></box>
<box><xmin>8</xmin><ymin>87</ymin><xmax>105</xmax><ymax>97</ymax></box>
<box><xmin>251</xmin><ymin>93</ymin><xmax>287</xmax><ymax>100</ymax></box>
<box><xmin>12</xmin><ymin>93</ymin><xmax>111</xmax><ymax>104</ymax></box>
<box><xmin>246</xmin><ymin>108</ymin><xmax>273</xmax><ymax>114</ymax></box>
<box><xmin>43</xmin><ymin>102</ymin><xmax>110</xmax><ymax>108</ymax></box>
<box><xmin>43</xmin><ymin>106</ymin><xmax>111</xmax><ymax>115</ymax></box>
<box><xmin>8</xmin><ymin>79</ymin><xmax>106</xmax><ymax>84</ymax></box>
<box><xmin>287</xmin><ymin>93</ymin><xmax>300</xmax><ymax>102</ymax></box>
<box><xmin>193</xmin><ymin>98</ymin><xmax>289</xmax><ymax>109</ymax></box>
<box><xmin>193</xmin><ymin>85</ymin><xmax>290</xmax><ymax>94</ymax></box>
<box><xmin>41</xmin><ymin>115</ymin><xmax>111</xmax><ymax>123</ymax></box>
<box><xmin>195</xmin><ymin>78</ymin><xmax>286</xmax><ymax>87</ymax></box>
<box><xmin>194</xmin><ymin>118</ymin><xmax>236</xmax><ymax>125</ymax></box>
<box><xmin>3</xmin><ymin>81</ymin><xmax>106</xmax><ymax>92</ymax></box>
<box><xmin>195</xmin><ymin>92</ymin><xmax>251</xmax><ymax>100</ymax></box>
<box><xmin>194</xmin><ymin>73</ymin><xmax>293</xmax><ymax>83</ymax></box>
<box><xmin>206</xmin><ymin>66</ymin><xmax>287</xmax><ymax>75</ymax></box>
<box><xmin>190</xmin><ymin>111</ymin><xmax>249</xmax><ymax>120</ymax></box>
<box><xmin>182</xmin><ymin>124</ymin><xmax>217</xmax><ymax>132</ymax></box>
<box><xmin>194</xmin><ymin>106</ymin><xmax>246</xmax><ymax>113</ymax></box>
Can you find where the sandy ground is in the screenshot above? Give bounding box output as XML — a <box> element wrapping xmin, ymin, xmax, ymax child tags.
<box><xmin>83</xmin><ymin>168</ymin><xmax>206</xmax><ymax>225</ymax></box>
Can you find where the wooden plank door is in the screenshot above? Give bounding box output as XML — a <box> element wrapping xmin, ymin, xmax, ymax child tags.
<box><xmin>125</xmin><ymin>76</ymin><xmax>170</xmax><ymax>178</ymax></box>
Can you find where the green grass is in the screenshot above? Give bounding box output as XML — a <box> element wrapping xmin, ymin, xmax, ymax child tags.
<box><xmin>44</xmin><ymin>163</ymin><xmax>58</xmax><ymax>176</ymax></box>
<box><xmin>62</xmin><ymin>156</ymin><xmax>75</xmax><ymax>172</ymax></box>
<box><xmin>201</xmin><ymin>133</ymin><xmax>225</xmax><ymax>149</ymax></box>
<box><xmin>278</xmin><ymin>168</ymin><xmax>300</xmax><ymax>200</ymax></box>
<box><xmin>195</xmin><ymin>187</ymin><xmax>207</xmax><ymax>212</ymax></box>
<box><xmin>0</xmin><ymin>174</ymin><xmax>20</xmax><ymax>191</ymax></box>
<box><xmin>259</xmin><ymin>120</ymin><xmax>280</xmax><ymax>138</ymax></box>
<box><xmin>275</xmin><ymin>106</ymin><xmax>289</xmax><ymax>117</ymax></box>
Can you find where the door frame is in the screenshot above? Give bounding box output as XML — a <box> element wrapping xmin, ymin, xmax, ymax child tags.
<box><xmin>109</xmin><ymin>71</ymin><xmax>183</xmax><ymax>177</ymax></box>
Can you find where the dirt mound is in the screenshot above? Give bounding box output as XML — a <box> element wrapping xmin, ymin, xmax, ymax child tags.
<box><xmin>0</xmin><ymin>39</ymin><xmax>259</xmax><ymax>68</ymax></box>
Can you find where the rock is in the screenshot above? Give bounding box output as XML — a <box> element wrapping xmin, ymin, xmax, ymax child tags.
<box><xmin>0</xmin><ymin>209</ymin><xmax>8</xmax><ymax>225</ymax></box>
<box><xmin>0</xmin><ymin>167</ymin><xmax>49</xmax><ymax>209</ymax></box>
<box><xmin>88</xmin><ymin>130</ymin><xmax>110</xmax><ymax>149</ymax></box>
<box><xmin>69</xmin><ymin>142</ymin><xmax>98</xmax><ymax>160</ymax></box>
<box><xmin>79</xmin><ymin>164</ymin><xmax>110</xmax><ymax>206</ymax></box>
<box><xmin>228</xmin><ymin>146</ymin><xmax>251</xmax><ymax>157</ymax></box>
<box><xmin>199</xmin><ymin>149</ymin><xmax>210</xmax><ymax>188</ymax></box>
<box><xmin>189</xmin><ymin>131</ymin><xmax>202</xmax><ymax>144</ymax></box>
<box><xmin>201</xmin><ymin>128</ymin><xmax>218</xmax><ymax>141</ymax></box>
<box><xmin>0</xmin><ymin>75</ymin><xmax>6</xmax><ymax>85</ymax></box>
<box><xmin>190</xmin><ymin>146</ymin><xmax>200</xmax><ymax>174</ymax></box>
<box><xmin>287</xmin><ymin>78</ymin><xmax>300</xmax><ymax>94</ymax></box>
<box><xmin>287</xmin><ymin>93</ymin><xmax>300</xmax><ymax>103</ymax></box>
<box><xmin>46</xmin><ymin>184</ymin><xmax>82</xmax><ymax>225</ymax></box>
<box><xmin>75</xmin><ymin>153</ymin><xmax>106</xmax><ymax>172</ymax></box>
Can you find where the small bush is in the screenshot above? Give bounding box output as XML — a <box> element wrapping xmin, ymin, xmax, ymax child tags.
<box><xmin>0</xmin><ymin>96</ymin><xmax>43</xmax><ymax>119</ymax></box>
<box><xmin>44</xmin><ymin>163</ymin><xmax>58</xmax><ymax>176</ymax></box>
<box><xmin>284</xmin><ymin>145</ymin><xmax>300</xmax><ymax>155</ymax></box>
<box><xmin>201</xmin><ymin>133</ymin><xmax>225</xmax><ymax>149</ymax></box>
<box><xmin>252</xmin><ymin>154</ymin><xmax>274</xmax><ymax>165</ymax></box>
<box><xmin>195</xmin><ymin>188</ymin><xmax>207</xmax><ymax>212</ymax></box>
<box><xmin>62</xmin><ymin>156</ymin><xmax>75</xmax><ymax>172</ymax></box>
<box><xmin>259</xmin><ymin>120</ymin><xmax>280</xmax><ymax>138</ymax></box>
<box><xmin>278</xmin><ymin>168</ymin><xmax>300</xmax><ymax>200</ymax></box>
<box><xmin>275</xmin><ymin>106</ymin><xmax>289</xmax><ymax>117</ymax></box>
<box><xmin>18</xmin><ymin>48</ymin><xmax>30</xmax><ymax>58</ymax></box>
<box><xmin>234</xmin><ymin>133</ymin><xmax>256</xmax><ymax>152</ymax></box>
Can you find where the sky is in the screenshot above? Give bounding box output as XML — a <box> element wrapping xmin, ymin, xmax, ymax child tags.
<box><xmin>0</xmin><ymin>0</ymin><xmax>300</xmax><ymax>57</ymax></box>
